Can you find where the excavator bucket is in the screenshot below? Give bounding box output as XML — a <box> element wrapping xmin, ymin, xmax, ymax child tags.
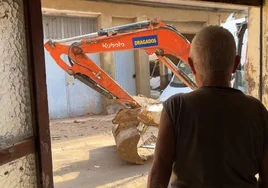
<box><xmin>112</xmin><ymin>96</ymin><xmax>162</xmax><ymax>164</ymax></box>
<box><xmin>112</xmin><ymin>120</ymin><xmax>146</xmax><ymax>164</ymax></box>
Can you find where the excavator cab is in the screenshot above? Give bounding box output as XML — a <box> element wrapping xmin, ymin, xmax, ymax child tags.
<box><xmin>160</xmin><ymin>60</ymin><xmax>193</xmax><ymax>102</ymax></box>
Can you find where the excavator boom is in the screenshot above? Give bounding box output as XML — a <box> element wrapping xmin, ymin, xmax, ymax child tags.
<box><xmin>45</xmin><ymin>19</ymin><xmax>196</xmax><ymax>108</ymax></box>
<box><xmin>44</xmin><ymin>18</ymin><xmax>196</xmax><ymax>164</ymax></box>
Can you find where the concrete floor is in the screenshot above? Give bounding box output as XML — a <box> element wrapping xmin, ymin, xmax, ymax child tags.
<box><xmin>50</xmin><ymin>115</ymin><xmax>153</xmax><ymax>188</ymax></box>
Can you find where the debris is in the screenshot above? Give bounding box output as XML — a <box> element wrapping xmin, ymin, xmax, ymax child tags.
<box><xmin>143</xmin><ymin>135</ymin><xmax>157</xmax><ymax>146</ymax></box>
<box><xmin>52</xmin><ymin>136</ymin><xmax>61</xmax><ymax>141</ymax></box>
<box><xmin>140</xmin><ymin>144</ymin><xmax>155</xmax><ymax>149</ymax></box>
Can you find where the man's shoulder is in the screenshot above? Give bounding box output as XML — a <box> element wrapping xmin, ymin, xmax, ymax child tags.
<box><xmin>163</xmin><ymin>90</ymin><xmax>203</xmax><ymax>104</ymax></box>
<box><xmin>245</xmin><ymin>94</ymin><xmax>267</xmax><ymax>112</ymax></box>
<box><xmin>164</xmin><ymin>92</ymin><xmax>190</xmax><ymax>102</ymax></box>
<box><xmin>163</xmin><ymin>88</ymin><xmax>267</xmax><ymax>110</ymax></box>
<box><xmin>162</xmin><ymin>93</ymin><xmax>186</xmax><ymax>110</ymax></box>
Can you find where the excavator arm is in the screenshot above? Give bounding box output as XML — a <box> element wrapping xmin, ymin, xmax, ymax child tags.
<box><xmin>44</xmin><ymin>18</ymin><xmax>196</xmax><ymax>164</ymax></box>
<box><xmin>45</xmin><ymin>19</ymin><xmax>196</xmax><ymax>109</ymax></box>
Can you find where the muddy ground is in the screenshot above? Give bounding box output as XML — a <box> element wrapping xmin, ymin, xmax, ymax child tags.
<box><xmin>50</xmin><ymin>114</ymin><xmax>154</xmax><ymax>188</ymax></box>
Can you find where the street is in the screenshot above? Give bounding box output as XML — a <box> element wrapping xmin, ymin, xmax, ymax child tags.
<box><xmin>50</xmin><ymin>115</ymin><xmax>152</xmax><ymax>188</ymax></box>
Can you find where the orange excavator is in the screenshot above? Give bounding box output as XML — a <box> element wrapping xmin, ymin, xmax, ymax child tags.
<box><xmin>44</xmin><ymin>18</ymin><xmax>197</xmax><ymax>164</ymax></box>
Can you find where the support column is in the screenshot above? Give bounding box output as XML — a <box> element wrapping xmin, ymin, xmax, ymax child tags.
<box><xmin>97</xmin><ymin>14</ymin><xmax>115</xmax><ymax>114</ymax></box>
<box><xmin>135</xmin><ymin>16</ymin><xmax>150</xmax><ymax>97</ymax></box>
<box><xmin>159</xmin><ymin>61</ymin><xmax>169</xmax><ymax>90</ymax></box>
<box><xmin>98</xmin><ymin>14</ymin><xmax>115</xmax><ymax>78</ymax></box>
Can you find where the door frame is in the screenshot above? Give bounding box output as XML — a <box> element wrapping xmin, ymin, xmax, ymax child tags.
<box><xmin>23</xmin><ymin>0</ymin><xmax>54</xmax><ymax>187</ymax></box>
<box><xmin>0</xmin><ymin>1</ymin><xmax>263</xmax><ymax>188</ymax></box>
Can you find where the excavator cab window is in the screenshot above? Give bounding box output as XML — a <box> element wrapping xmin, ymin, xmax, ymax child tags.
<box><xmin>159</xmin><ymin>60</ymin><xmax>193</xmax><ymax>101</ymax></box>
<box><xmin>170</xmin><ymin>60</ymin><xmax>194</xmax><ymax>88</ymax></box>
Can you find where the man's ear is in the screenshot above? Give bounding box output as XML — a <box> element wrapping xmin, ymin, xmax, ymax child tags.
<box><xmin>232</xmin><ymin>55</ymin><xmax>241</xmax><ymax>73</ymax></box>
<box><xmin>188</xmin><ymin>57</ymin><xmax>196</xmax><ymax>75</ymax></box>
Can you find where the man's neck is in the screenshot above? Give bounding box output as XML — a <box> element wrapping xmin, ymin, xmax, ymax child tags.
<box><xmin>197</xmin><ymin>72</ymin><xmax>231</xmax><ymax>88</ymax></box>
<box><xmin>201</xmin><ymin>80</ymin><xmax>230</xmax><ymax>88</ymax></box>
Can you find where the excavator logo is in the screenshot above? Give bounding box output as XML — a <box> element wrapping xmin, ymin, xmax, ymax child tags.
<box><xmin>102</xmin><ymin>42</ymin><xmax>125</xmax><ymax>49</ymax></box>
<box><xmin>132</xmin><ymin>35</ymin><xmax>158</xmax><ymax>48</ymax></box>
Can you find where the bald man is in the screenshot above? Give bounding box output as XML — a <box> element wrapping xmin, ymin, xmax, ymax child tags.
<box><xmin>148</xmin><ymin>26</ymin><xmax>268</xmax><ymax>188</ymax></box>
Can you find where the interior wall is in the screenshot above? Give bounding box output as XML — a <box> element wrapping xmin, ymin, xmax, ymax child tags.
<box><xmin>0</xmin><ymin>0</ymin><xmax>37</xmax><ymax>186</ymax></box>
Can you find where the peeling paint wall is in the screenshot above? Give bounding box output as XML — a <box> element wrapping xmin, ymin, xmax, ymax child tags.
<box><xmin>262</xmin><ymin>0</ymin><xmax>268</xmax><ymax>108</ymax></box>
<box><xmin>246</xmin><ymin>7</ymin><xmax>261</xmax><ymax>99</ymax></box>
<box><xmin>0</xmin><ymin>0</ymin><xmax>36</xmax><ymax>187</ymax></box>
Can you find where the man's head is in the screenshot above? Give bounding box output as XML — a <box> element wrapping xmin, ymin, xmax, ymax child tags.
<box><xmin>188</xmin><ymin>25</ymin><xmax>240</xmax><ymax>87</ymax></box>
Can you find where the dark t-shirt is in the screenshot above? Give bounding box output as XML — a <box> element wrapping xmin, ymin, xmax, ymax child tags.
<box><xmin>163</xmin><ymin>86</ymin><xmax>268</xmax><ymax>188</ymax></box>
